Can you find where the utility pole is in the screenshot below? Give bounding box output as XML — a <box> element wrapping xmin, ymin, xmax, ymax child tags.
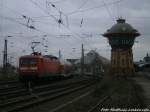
<box><xmin>81</xmin><ymin>44</ymin><xmax>84</xmax><ymax>75</ymax></box>
<box><xmin>3</xmin><ymin>39</ymin><xmax>8</xmax><ymax>74</ymax></box>
<box><xmin>58</xmin><ymin>50</ymin><xmax>62</xmax><ymax>59</ymax></box>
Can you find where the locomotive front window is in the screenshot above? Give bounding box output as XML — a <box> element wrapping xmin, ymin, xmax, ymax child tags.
<box><xmin>20</xmin><ymin>58</ymin><xmax>37</xmax><ymax>65</ymax></box>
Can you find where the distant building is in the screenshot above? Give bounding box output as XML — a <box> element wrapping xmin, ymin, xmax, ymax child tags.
<box><xmin>134</xmin><ymin>53</ymin><xmax>150</xmax><ymax>72</ymax></box>
<box><xmin>143</xmin><ymin>53</ymin><xmax>150</xmax><ymax>63</ymax></box>
<box><xmin>66</xmin><ymin>59</ymin><xmax>78</xmax><ymax>65</ymax></box>
<box><xmin>74</xmin><ymin>50</ymin><xmax>109</xmax><ymax>76</ymax></box>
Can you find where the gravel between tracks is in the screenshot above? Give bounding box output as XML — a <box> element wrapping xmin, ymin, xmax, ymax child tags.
<box><xmin>0</xmin><ymin>76</ymin><xmax>94</xmax><ymax>112</ymax></box>
<box><xmin>22</xmin><ymin>81</ymin><xmax>98</xmax><ymax>112</ymax></box>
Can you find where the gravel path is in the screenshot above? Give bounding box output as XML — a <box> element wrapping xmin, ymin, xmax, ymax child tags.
<box><xmin>133</xmin><ymin>73</ymin><xmax>150</xmax><ymax>108</ymax></box>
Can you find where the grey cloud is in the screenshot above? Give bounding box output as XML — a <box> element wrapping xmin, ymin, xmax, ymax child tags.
<box><xmin>0</xmin><ymin>0</ymin><xmax>150</xmax><ymax>66</ymax></box>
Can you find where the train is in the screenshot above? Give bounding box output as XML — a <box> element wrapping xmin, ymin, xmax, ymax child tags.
<box><xmin>18</xmin><ymin>52</ymin><xmax>73</xmax><ymax>82</ymax></box>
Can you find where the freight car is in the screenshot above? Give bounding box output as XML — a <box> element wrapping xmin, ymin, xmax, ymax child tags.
<box><xmin>18</xmin><ymin>52</ymin><xmax>72</xmax><ymax>82</ymax></box>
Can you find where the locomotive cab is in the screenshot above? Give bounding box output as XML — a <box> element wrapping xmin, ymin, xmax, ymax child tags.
<box><xmin>19</xmin><ymin>53</ymin><xmax>42</xmax><ymax>81</ymax></box>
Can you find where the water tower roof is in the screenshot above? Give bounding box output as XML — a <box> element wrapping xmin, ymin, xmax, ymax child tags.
<box><xmin>103</xmin><ymin>18</ymin><xmax>140</xmax><ymax>37</ymax></box>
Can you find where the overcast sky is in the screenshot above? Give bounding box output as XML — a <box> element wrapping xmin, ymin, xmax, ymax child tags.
<box><xmin>0</xmin><ymin>0</ymin><xmax>150</xmax><ymax>66</ymax></box>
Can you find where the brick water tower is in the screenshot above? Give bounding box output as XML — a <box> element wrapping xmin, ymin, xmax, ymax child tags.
<box><xmin>103</xmin><ymin>18</ymin><xmax>140</xmax><ymax>76</ymax></box>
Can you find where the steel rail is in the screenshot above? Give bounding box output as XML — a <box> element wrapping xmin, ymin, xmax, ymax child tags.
<box><xmin>0</xmin><ymin>80</ymin><xmax>94</xmax><ymax>112</ymax></box>
<box><xmin>4</xmin><ymin>82</ymin><xmax>94</xmax><ymax>112</ymax></box>
<box><xmin>87</xmin><ymin>88</ymin><xmax>120</xmax><ymax>112</ymax></box>
<box><xmin>0</xmin><ymin>78</ymin><xmax>89</xmax><ymax>100</ymax></box>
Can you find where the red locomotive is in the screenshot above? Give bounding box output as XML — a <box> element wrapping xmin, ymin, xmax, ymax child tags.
<box><xmin>18</xmin><ymin>52</ymin><xmax>72</xmax><ymax>81</ymax></box>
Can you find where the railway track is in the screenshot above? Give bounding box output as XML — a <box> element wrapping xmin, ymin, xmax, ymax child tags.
<box><xmin>0</xmin><ymin>77</ymin><xmax>89</xmax><ymax>100</ymax></box>
<box><xmin>87</xmin><ymin>87</ymin><xmax>122</xmax><ymax>112</ymax></box>
<box><xmin>0</xmin><ymin>80</ymin><xmax>19</xmax><ymax>85</ymax></box>
<box><xmin>0</xmin><ymin>80</ymin><xmax>25</xmax><ymax>100</ymax></box>
<box><xmin>87</xmin><ymin>79</ymin><xmax>146</xmax><ymax>112</ymax></box>
<box><xmin>0</xmin><ymin>78</ymin><xmax>94</xmax><ymax>112</ymax></box>
<box><xmin>0</xmin><ymin>80</ymin><xmax>22</xmax><ymax>92</ymax></box>
<box><xmin>87</xmin><ymin>95</ymin><xmax>111</xmax><ymax>112</ymax></box>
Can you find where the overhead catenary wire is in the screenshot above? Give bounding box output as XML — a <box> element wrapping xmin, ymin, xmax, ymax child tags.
<box><xmin>0</xmin><ymin>15</ymin><xmax>75</xmax><ymax>49</ymax></box>
<box><xmin>75</xmin><ymin>0</ymin><xmax>90</xmax><ymax>28</ymax></box>
<box><xmin>4</xmin><ymin>6</ymin><xmax>58</xmax><ymax>26</ymax></box>
<box><xmin>4</xmin><ymin>5</ymin><xmax>26</xmax><ymax>17</ymax></box>
<box><xmin>45</xmin><ymin>1</ymin><xmax>69</xmax><ymax>27</ymax></box>
<box><xmin>29</xmin><ymin>0</ymin><xmax>58</xmax><ymax>23</ymax></box>
<box><xmin>28</xmin><ymin>0</ymin><xmax>96</xmax><ymax>50</ymax></box>
<box><xmin>50</xmin><ymin>0</ymin><xmax>69</xmax><ymax>4</ymax></box>
<box><xmin>116</xmin><ymin>0</ymin><xmax>120</xmax><ymax>18</ymax></box>
<box><xmin>0</xmin><ymin>0</ymin><xmax>147</xmax><ymax>61</ymax></box>
<box><xmin>2</xmin><ymin>0</ymin><xmax>137</xmax><ymax>54</ymax></box>
<box><xmin>102</xmin><ymin>0</ymin><xmax>115</xmax><ymax>23</ymax></box>
<box><xmin>4</xmin><ymin>4</ymin><xmax>61</xmax><ymax>20</ymax></box>
<box><xmin>1</xmin><ymin>15</ymin><xmax>149</xmax><ymax>41</ymax></box>
<box><xmin>76</xmin><ymin>0</ymin><xmax>90</xmax><ymax>11</ymax></box>
<box><xmin>0</xmin><ymin>16</ymin><xmax>106</xmax><ymax>38</ymax></box>
<box><xmin>0</xmin><ymin>16</ymin><xmax>36</xmax><ymax>30</ymax></box>
<box><xmin>66</xmin><ymin>0</ymin><xmax>122</xmax><ymax>15</ymax></box>
<box><xmin>1</xmin><ymin>3</ymin><xmax>74</xmax><ymax>47</ymax></box>
<box><xmin>29</xmin><ymin>0</ymin><xmax>69</xmax><ymax>28</ymax></box>
<box><xmin>0</xmin><ymin>28</ymin><xmax>108</xmax><ymax>39</ymax></box>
